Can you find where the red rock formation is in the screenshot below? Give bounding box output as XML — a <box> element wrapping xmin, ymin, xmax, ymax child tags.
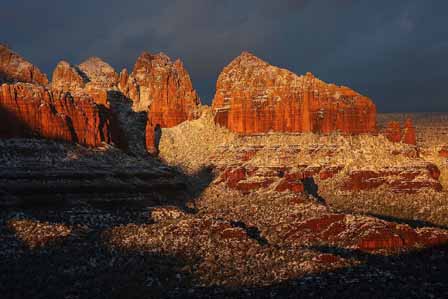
<box><xmin>119</xmin><ymin>52</ymin><xmax>200</xmax><ymax>127</ymax></box>
<box><xmin>50</xmin><ymin>58</ymin><xmax>127</xmax><ymax>148</ymax></box>
<box><xmin>342</xmin><ymin>165</ymin><xmax>443</xmax><ymax>193</ymax></box>
<box><xmin>211</xmin><ymin>144</ymin><xmax>442</xmax><ymax>194</ymax></box>
<box><xmin>384</xmin><ymin>121</ymin><xmax>402</xmax><ymax>143</ymax></box>
<box><xmin>279</xmin><ymin>213</ymin><xmax>448</xmax><ymax>252</ymax></box>
<box><xmin>51</xmin><ymin>58</ymin><xmax>117</xmax><ymax>106</ymax></box>
<box><xmin>212</xmin><ymin>52</ymin><xmax>377</xmax><ymax>134</ymax></box>
<box><xmin>384</xmin><ymin>118</ymin><xmax>416</xmax><ymax>145</ymax></box>
<box><xmin>439</xmin><ymin>146</ymin><xmax>448</xmax><ymax>158</ymax></box>
<box><xmin>51</xmin><ymin>61</ymin><xmax>86</xmax><ymax>91</ymax></box>
<box><xmin>145</xmin><ymin>119</ymin><xmax>159</xmax><ymax>156</ymax></box>
<box><xmin>0</xmin><ymin>83</ymin><xmax>111</xmax><ymax>147</ymax></box>
<box><xmin>403</xmin><ymin>118</ymin><xmax>417</xmax><ymax>145</ymax></box>
<box><xmin>0</xmin><ymin>44</ymin><xmax>49</xmax><ymax>85</ymax></box>
<box><xmin>78</xmin><ymin>57</ymin><xmax>119</xmax><ymax>89</ymax></box>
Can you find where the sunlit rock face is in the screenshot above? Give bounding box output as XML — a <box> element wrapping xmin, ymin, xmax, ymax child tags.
<box><xmin>78</xmin><ymin>56</ymin><xmax>119</xmax><ymax>89</ymax></box>
<box><xmin>0</xmin><ymin>83</ymin><xmax>111</xmax><ymax>147</ymax></box>
<box><xmin>0</xmin><ymin>44</ymin><xmax>49</xmax><ymax>85</ymax></box>
<box><xmin>119</xmin><ymin>51</ymin><xmax>201</xmax><ymax>127</ymax></box>
<box><xmin>212</xmin><ymin>52</ymin><xmax>377</xmax><ymax>135</ymax></box>
<box><xmin>49</xmin><ymin>57</ymin><xmax>131</xmax><ymax>149</ymax></box>
<box><xmin>51</xmin><ymin>57</ymin><xmax>119</xmax><ymax>106</ymax></box>
<box><xmin>51</xmin><ymin>61</ymin><xmax>87</xmax><ymax>91</ymax></box>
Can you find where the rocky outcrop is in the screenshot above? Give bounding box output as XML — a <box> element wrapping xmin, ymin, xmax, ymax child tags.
<box><xmin>0</xmin><ymin>83</ymin><xmax>111</xmax><ymax>147</ymax></box>
<box><xmin>439</xmin><ymin>146</ymin><xmax>448</xmax><ymax>158</ymax></box>
<box><xmin>384</xmin><ymin>118</ymin><xmax>417</xmax><ymax>145</ymax></box>
<box><xmin>210</xmin><ymin>144</ymin><xmax>442</xmax><ymax>194</ymax></box>
<box><xmin>403</xmin><ymin>118</ymin><xmax>417</xmax><ymax>145</ymax></box>
<box><xmin>119</xmin><ymin>52</ymin><xmax>200</xmax><ymax>127</ymax></box>
<box><xmin>212</xmin><ymin>52</ymin><xmax>377</xmax><ymax>135</ymax></box>
<box><xmin>49</xmin><ymin>57</ymin><xmax>128</xmax><ymax>148</ymax></box>
<box><xmin>145</xmin><ymin>119</ymin><xmax>160</xmax><ymax>155</ymax></box>
<box><xmin>51</xmin><ymin>61</ymin><xmax>87</xmax><ymax>91</ymax></box>
<box><xmin>342</xmin><ymin>165</ymin><xmax>442</xmax><ymax>193</ymax></box>
<box><xmin>384</xmin><ymin>121</ymin><xmax>402</xmax><ymax>143</ymax></box>
<box><xmin>273</xmin><ymin>212</ymin><xmax>448</xmax><ymax>252</ymax></box>
<box><xmin>51</xmin><ymin>57</ymin><xmax>118</xmax><ymax>106</ymax></box>
<box><xmin>78</xmin><ymin>57</ymin><xmax>119</xmax><ymax>89</ymax></box>
<box><xmin>0</xmin><ymin>44</ymin><xmax>48</xmax><ymax>85</ymax></box>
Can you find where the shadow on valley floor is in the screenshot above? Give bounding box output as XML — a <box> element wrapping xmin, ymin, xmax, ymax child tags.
<box><xmin>302</xmin><ymin>177</ymin><xmax>326</xmax><ymax>205</ymax></box>
<box><xmin>1</xmin><ymin>214</ymin><xmax>447</xmax><ymax>299</ymax></box>
<box><xmin>0</xmin><ymin>223</ymin><xmax>194</xmax><ymax>299</ymax></box>
<box><xmin>235</xmin><ymin>243</ymin><xmax>448</xmax><ymax>299</ymax></box>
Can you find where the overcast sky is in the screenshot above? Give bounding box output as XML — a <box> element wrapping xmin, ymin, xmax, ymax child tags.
<box><xmin>1</xmin><ymin>0</ymin><xmax>447</xmax><ymax>112</ymax></box>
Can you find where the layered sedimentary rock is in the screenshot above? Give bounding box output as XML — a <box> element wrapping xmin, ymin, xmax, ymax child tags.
<box><xmin>119</xmin><ymin>52</ymin><xmax>200</xmax><ymax>127</ymax></box>
<box><xmin>211</xmin><ymin>144</ymin><xmax>442</xmax><ymax>194</ymax></box>
<box><xmin>0</xmin><ymin>44</ymin><xmax>49</xmax><ymax>85</ymax></box>
<box><xmin>212</xmin><ymin>52</ymin><xmax>376</xmax><ymax>134</ymax></box>
<box><xmin>0</xmin><ymin>83</ymin><xmax>110</xmax><ymax>147</ymax></box>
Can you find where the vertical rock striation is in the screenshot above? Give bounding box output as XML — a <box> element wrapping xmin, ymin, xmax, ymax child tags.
<box><xmin>119</xmin><ymin>52</ymin><xmax>201</xmax><ymax>127</ymax></box>
<box><xmin>212</xmin><ymin>52</ymin><xmax>377</xmax><ymax>135</ymax></box>
<box><xmin>0</xmin><ymin>83</ymin><xmax>110</xmax><ymax>147</ymax></box>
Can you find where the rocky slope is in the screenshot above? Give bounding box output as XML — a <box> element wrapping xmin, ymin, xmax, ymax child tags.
<box><xmin>212</xmin><ymin>52</ymin><xmax>376</xmax><ymax>134</ymax></box>
<box><xmin>0</xmin><ymin>138</ymin><xmax>191</xmax><ymax>205</ymax></box>
<box><xmin>159</xmin><ymin>110</ymin><xmax>448</xmax><ymax>228</ymax></box>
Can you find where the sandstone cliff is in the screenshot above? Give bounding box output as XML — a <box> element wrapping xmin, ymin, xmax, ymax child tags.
<box><xmin>119</xmin><ymin>52</ymin><xmax>200</xmax><ymax>127</ymax></box>
<box><xmin>0</xmin><ymin>83</ymin><xmax>110</xmax><ymax>147</ymax></box>
<box><xmin>51</xmin><ymin>61</ymin><xmax>87</xmax><ymax>91</ymax></box>
<box><xmin>0</xmin><ymin>44</ymin><xmax>49</xmax><ymax>85</ymax></box>
<box><xmin>212</xmin><ymin>52</ymin><xmax>377</xmax><ymax>134</ymax></box>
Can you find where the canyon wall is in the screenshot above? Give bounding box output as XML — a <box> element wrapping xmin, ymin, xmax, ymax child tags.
<box><xmin>0</xmin><ymin>83</ymin><xmax>110</xmax><ymax>147</ymax></box>
<box><xmin>0</xmin><ymin>46</ymin><xmax>113</xmax><ymax>147</ymax></box>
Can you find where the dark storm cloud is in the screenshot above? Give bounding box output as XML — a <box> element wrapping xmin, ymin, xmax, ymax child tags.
<box><xmin>1</xmin><ymin>0</ymin><xmax>447</xmax><ymax>112</ymax></box>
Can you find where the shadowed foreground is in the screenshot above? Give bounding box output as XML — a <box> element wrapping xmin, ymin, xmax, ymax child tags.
<box><xmin>1</xmin><ymin>199</ymin><xmax>447</xmax><ymax>299</ymax></box>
